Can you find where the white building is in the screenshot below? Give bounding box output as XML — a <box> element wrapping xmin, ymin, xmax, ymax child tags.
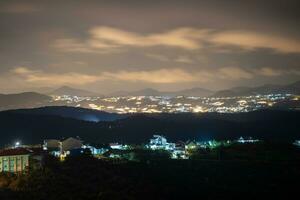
<box><xmin>237</xmin><ymin>137</ymin><xmax>259</xmax><ymax>143</ymax></box>
<box><xmin>148</xmin><ymin>135</ymin><xmax>175</xmax><ymax>150</ymax></box>
<box><xmin>82</xmin><ymin>145</ymin><xmax>108</xmax><ymax>155</ymax></box>
<box><xmin>293</xmin><ymin>140</ymin><xmax>300</xmax><ymax>147</ymax></box>
<box><xmin>43</xmin><ymin>137</ymin><xmax>83</xmax><ymax>158</ymax></box>
<box><xmin>109</xmin><ymin>143</ymin><xmax>130</xmax><ymax>150</ymax></box>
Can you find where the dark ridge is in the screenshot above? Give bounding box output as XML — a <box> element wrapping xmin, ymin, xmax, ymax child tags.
<box><xmin>7</xmin><ymin>106</ymin><xmax>128</xmax><ymax>122</ymax></box>
<box><xmin>212</xmin><ymin>80</ymin><xmax>300</xmax><ymax>97</ymax></box>
<box><xmin>0</xmin><ymin>108</ymin><xmax>299</xmax><ymax>147</ymax></box>
<box><xmin>0</xmin><ymin>92</ymin><xmax>51</xmax><ymax>111</ymax></box>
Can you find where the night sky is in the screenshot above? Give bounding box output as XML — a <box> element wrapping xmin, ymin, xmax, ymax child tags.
<box><xmin>0</xmin><ymin>0</ymin><xmax>300</xmax><ymax>94</ymax></box>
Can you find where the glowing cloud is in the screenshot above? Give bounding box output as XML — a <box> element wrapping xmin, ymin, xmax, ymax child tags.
<box><xmin>6</xmin><ymin>66</ymin><xmax>299</xmax><ymax>91</ymax></box>
<box><xmin>210</xmin><ymin>31</ymin><xmax>300</xmax><ymax>53</ymax></box>
<box><xmin>54</xmin><ymin>26</ymin><xmax>300</xmax><ymax>54</ymax></box>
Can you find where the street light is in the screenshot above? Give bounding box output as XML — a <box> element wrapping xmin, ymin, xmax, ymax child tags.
<box><xmin>15</xmin><ymin>141</ymin><xmax>21</xmax><ymax>148</ymax></box>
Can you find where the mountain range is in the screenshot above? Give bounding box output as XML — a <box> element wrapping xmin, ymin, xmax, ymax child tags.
<box><xmin>31</xmin><ymin>80</ymin><xmax>300</xmax><ymax>98</ymax></box>
<box><xmin>109</xmin><ymin>87</ymin><xmax>214</xmax><ymax>97</ymax></box>
<box><xmin>49</xmin><ymin>86</ymin><xmax>102</xmax><ymax>97</ymax></box>
<box><xmin>108</xmin><ymin>80</ymin><xmax>300</xmax><ymax>97</ymax></box>
<box><xmin>0</xmin><ymin>92</ymin><xmax>51</xmax><ymax>111</ymax></box>
<box><xmin>213</xmin><ymin>81</ymin><xmax>300</xmax><ymax>97</ymax></box>
<box><xmin>0</xmin><ymin>81</ymin><xmax>299</xmax><ymax>111</ymax></box>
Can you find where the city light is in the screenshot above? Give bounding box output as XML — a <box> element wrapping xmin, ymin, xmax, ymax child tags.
<box><xmin>50</xmin><ymin>93</ymin><xmax>293</xmax><ymax>114</ymax></box>
<box><xmin>14</xmin><ymin>141</ymin><xmax>21</xmax><ymax>148</ymax></box>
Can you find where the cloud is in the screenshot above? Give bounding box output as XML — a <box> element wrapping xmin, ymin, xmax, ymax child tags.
<box><xmin>54</xmin><ymin>26</ymin><xmax>300</xmax><ymax>54</ymax></box>
<box><xmin>102</xmin><ymin>68</ymin><xmax>207</xmax><ymax>83</ymax></box>
<box><xmin>145</xmin><ymin>54</ymin><xmax>170</xmax><ymax>62</ymax></box>
<box><xmin>53</xmin><ymin>38</ymin><xmax>121</xmax><ymax>54</ymax></box>
<box><xmin>12</xmin><ymin>67</ymin><xmax>100</xmax><ymax>86</ymax></box>
<box><xmin>254</xmin><ymin>67</ymin><xmax>300</xmax><ymax>77</ymax></box>
<box><xmin>0</xmin><ymin>3</ymin><xmax>40</xmax><ymax>13</ymax></box>
<box><xmin>218</xmin><ymin>67</ymin><xmax>253</xmax><ymax>80</ymax></box>
<box><xmin>53</xmin><ymin>39</ymin><xmax>98</xmax><ymax>53</ymax></box>
<box><xmin>89</xmin><ymin>27</ymin><xmax>209</xmax><ymax>50</ymax></box>
<box><xmin>6</xmin><ymin>67</ymin><xmax>258</xmax><ymax>86</ymax></box>
<box><xmin>53</xmin><ymin>27</ymin><xmax>210</xmax><ymax>53</ymax></box>
<box><xmin>174</xmin><ymin>55</ymin><xmax>194</xmax><ymax>64</ymax></box>
<box><xmin>11</xmin><ymin>67</ymin><xmax>207</xmax><ymax>85</ymax></box>
<box><xmin>6</xmin><ymin>66</ymin><xmax>299</xmax><ymax>90</ymax></box>
<box><xmin>146</xmin><ymin>54</ymin><xmax>195</xmax><ymax>64</ymax></box>
<box><xmin>254</xmin><ymin>67</ymin><xmax>283</xmax><ymax>77</ymax></box>
<box><xmin>209</xmin><ymin>31</ymin><xmax>300</xmax><ymax>53</ymax></box>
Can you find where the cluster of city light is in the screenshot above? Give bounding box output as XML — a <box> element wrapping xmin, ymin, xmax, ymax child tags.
<box><xmin>51</xmin><ymin>93</ymin><xmax>293</xmax><ymax>114</ymax></box>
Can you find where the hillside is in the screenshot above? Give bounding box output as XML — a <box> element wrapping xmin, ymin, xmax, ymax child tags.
<box><xmin>109</xmin><ymin>87</ymin><xmax>213</xmax><ymax>97</ymax></box>
<box><xmin>50</xmin><ymin>86</ymin><xmax>102</xmax><ymax>97</ymax></box>
<box><xmin>212</xmin><ymin>80</ymin><xmax>300</xmax><ymax>97</ymax></box>
<box><xmin>0</xmin><ymin>92</ymin><xmax>51</xmax><ymax>111</ymax></box>
<box><xmin>8</xmin><ymin>106</ymin><xmax>127</xmax><ymax>122</ymax></box>
<box><xmin>0</xmin><ymin>109</ymin><xmax>299</xmax><ymax>147</ymax></box>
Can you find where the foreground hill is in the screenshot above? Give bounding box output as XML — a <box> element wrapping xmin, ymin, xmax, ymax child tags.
<box><xmin>0</xmin><ymin>108</ymin><xmax>299</xmax><ymax>147</ymax></box>
<box><xmin>8</xmin><ymin>106</ymin><xmax>127</xmax><ymax>122</ymax></box>
<box><xmin>0</xmin><ymin>92</ymin><xmax>51</xmax><ymax>111</ymax></box>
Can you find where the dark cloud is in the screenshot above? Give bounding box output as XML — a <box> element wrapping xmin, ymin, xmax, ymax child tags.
<box><xmin>0</xmin><ymin>0</ymin><xmax>299</xmax><ymax>93</ymax></box>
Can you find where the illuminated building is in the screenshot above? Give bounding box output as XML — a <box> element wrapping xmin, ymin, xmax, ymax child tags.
<box><xmin>43</xmin><ymin>137</ymin><xmax>83</xmax><ymax>159</ymax></box>
<box><xmin>0</xmin><ymin>148</ymin><xmax>43</xmax><ymax>173</ymax></box>
<box><xmin>109</xmin><ymin>143</ymin><xmax>129</xmax><ymax>150</ymax></box>
<box><xmin>148</xmin><ymin>135</ymin><xmax>175</xmax><ymax>150</ymax></box>
<box><xmin>185</xmin><ymin>141</ymin><xmax>198</xmax><ymax>150</ymax></box>
<box><xmin>237</xmin><ymin>137</ymin><xmax>259</xmax><ymax>143</ymax></box>
<box><xmin>293</xmin><ymin>140</ymin><xmax>300</xmax><ymax>147</ymax></box>
<box><xmin>43</xmin><ymin>139</ymin><xmax>60</xmax><ymax>151</ymax></box>
<box><xmin>82</xmin><ymin>145</ymin><xmax>108</xmax><ymax>155</ymax></box>
<box><xmin>61</xmin><ymin>137</ymin><xmax>83</xmax><ymax>152</ymax></box>
<box><xmin>172</xmin><ymin>142</ymin><xmax>188</xmax><ymax>159</ymax></box>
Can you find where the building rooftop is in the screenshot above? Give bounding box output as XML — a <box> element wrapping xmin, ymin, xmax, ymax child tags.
<box><xmin>0</xmin><ymin>148</ymin><xmax>33</xmax><ymax>156</ymax></box>
<box><xmin>0</xmin><ymin>147</ymin><xmax>44</xmax><ymax>157</ymax></box>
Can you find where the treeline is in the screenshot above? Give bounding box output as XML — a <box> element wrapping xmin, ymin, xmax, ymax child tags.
<box><xmin>0</xmin><ymin>143</ymin><xmax>300</xmax><ymax>199</ymax></box>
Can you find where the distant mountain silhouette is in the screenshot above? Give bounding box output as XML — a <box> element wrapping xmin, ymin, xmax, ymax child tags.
<box><xmin>50</xmin><ymin>86</ymin><xmax>102</xmax><ymax>97</ymax></box>
<box><xmin>212</xmin><ymin>80</ymin><xmax>300</xmax><ymax>97</ymax></box>
<box><xmin>109</xmin><ymin>87</ymin><xmax>213</xmax><ymax>97</ymax></box>
<box><xmin>272</xmin><ymin>99</ymin><xmax>300</xmax><ymax>110</ymax></box>
<box><xmin>0</xmin><ymin>81</ymin><xmax>299</xmax><ymax>112</ymax></box>
<box><xmin>109</xmin><ymin>81</ymin><xmax>300</xmax><ymax>97</ymax></box>
<box><xmin>0</xmin><ymin>108</ymin><xmax>299</xmax><ymax>147</ymax></box>
<box><xmin>0</xmin><ymin>92</ymin><xmax>51</xmax><ymax>111</ymax></box>
<box><xmin>129</xmin><ymin>88</ymin><xmax>161</xmax><ymax>96</ymax></box>
<box><xmin>9</xmin><ymin>106</ymin><xmax>127</xmax><ymax>122</ymax></box>
<box><xmin>177</xmin><ymin>87</ymin><xmax>214</xmax><ymax>97</ymax></box>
